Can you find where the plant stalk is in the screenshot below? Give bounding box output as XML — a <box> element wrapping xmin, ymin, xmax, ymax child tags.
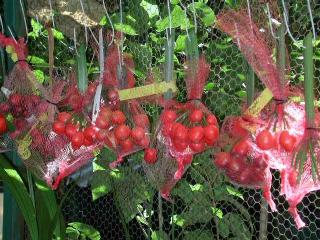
<box><xmin>246</xmin><ymin>62</ymin><xmax>255</xmax><ymax>105</ymax></box>
<box><xmin>76</xmin><ymin>44</ymin><xmax>88</xmax><ymax>94</ymax></box>
<box><xmin>303</xmin><ymin>32</ymin><xmax>314</xmax><ymax>128</ymax></box>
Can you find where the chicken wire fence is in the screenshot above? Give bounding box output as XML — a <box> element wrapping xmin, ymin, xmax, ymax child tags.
<box><xmin>2</xmin><ymin>0</ymin><xmax>320</xmax><ymax>239</ymax></box>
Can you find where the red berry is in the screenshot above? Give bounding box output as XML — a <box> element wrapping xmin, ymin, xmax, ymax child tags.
<box><xmin>138</xmin><ymin>136</ymin><xmax>150</xmax><ymax>148</ymax></box>
<box><xmin>190</xmin><ymin>142</ymin><xmax>205</xmax><ymax>152</ymax></box>
<box><xmin>111</xmin><ymin>110</ymin><xmax>126</xmax><ymax>125</ymax></box>
<box><xmin>131</xmin><ymin>127</ymin><xmax>145</xmax><ymax>142</ymax></box>
<box><xmin>173</xmin><ymin>140</ymin><xmax>188</xmax><ymax>151</ymax></box>
<box><xmin>204</xmin><ymin>125</ymin><xmax>219</xmax><ymax>145</ymax></box>
<box><xmin>162</xmin><ymin>123</ymin><xmax>173</xmax><ymax>137</ymax></box>
<box><xmin>162</xmin><ymin>110</ymin><xmax>177</xmax><ymax>124</ymax></box>
<box><xmin>57</xmin><ymin>112</ymin><xmax>72</xmax><ymax>123</ymax></box>
<box><xmin>256</xmin><ymin>130</ymin><xmax>274</xmax><ymax>150</ymax></box>
<box><xmin>84</xmin><ymin>126</ymin><xmax>98</xmax><ymax>142</ymax></box>
<box><xmin>227</xmin><ymin>156</ymin><xmax>245</xmax><ymax>173</ymax></box>
<box><xmin>120</xmin><ymin>138</ymin><xmax>133</xmax><ymax>152</ymax></box>
<box><xmin>233</xmin><ymin>139</ymin><xmax>250</xmax><ymax>156</ymax></box>
<box><xmin>189</xmin><ymin>109</ymin><xmax>203</xmax><ymax>123</ymax></box>
<box><xmin>133</xmin><ymin>114</ymin><xmax>150</xmax><ymax>128</ymax></box>
<box><xmin>96</xmin><ymin>116</ymin><xmax>109</xmax><ymax>129</ymax></box>
<box><xmin>65</xmin><ymin>124</ymin><xmax>78</xmax><ymax>139</ymax></box>
<box><xmin>114</xmin><ymin>125</ymin><xmax>131</xmax><ymax>141</ymax></box>
<box><xmin>173</xmin><ymin>124</ymin><xmax>189</xmax><ymax>142</ymax></box>
<box><xmin>207</xmin><ymin>114</ymin><xmax>218</xmax><ymax>125</ymax></box>
<box><xmin>107</xmin><ymin>88</ymin><xmax>119</xmax><ymax>102</ymax></box>
<box><xmin>71</xmin><ymin>132</ymin><xmax>84</xmax><ymax>149</ymax></box>
<box><xmin>0</xmin><ymin>103</ymin><xmax>10</xmax><ymax>113</ymax></box>
<box><xmin>214</xmin><ymin>152</ymin><xmax>231</xmax><ymax>169</ymax></box>
<box><xmin>97</xmin><ymin>129</ymin><xmax>108</xmax><ymax>141</ymax></box>
<box><xmin>99</xmin><ymin>106</ymin><xmax>112</xmax><ymax>120</ymax></box>
<box><xmin>52</xmin><ymin>121</ymin><xmax>65</xmax><ymax>135</ymax></box>
<box><xmin>279</xmin><ymin>131</ymin><xmax>296</xmax><ymax>152</ymax></box>
<box><xmin>87</xmin><ymin>82</ymin><xmax>97</xmax><ymax>96</ymax></box>
<box><xmin>9</xmin><ymin>94</ymin><xmax>22</xmax><ymax>106</ymax></box>
<box><xmin>84</xmin><ymin>137</ymin><xmax>93</xmax><ymax>146</ymax></box>
<box><xmin>144</xmin><ymin>148</ymin><xmax>157</xmax><ymax>164</ymax></box>
<box><xmin>0</xmin><ymin>114</ymin><xmax>8</xmax><ymax>134</ymax></box>
<box><xmin>188</xmin><ymin>126</ymin><xmax>204</xmax><ymax>143</ymax></box>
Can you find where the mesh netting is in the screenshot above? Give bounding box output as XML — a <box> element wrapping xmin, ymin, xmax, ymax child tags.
<box><xmin>1</xmin><ymin>0</ymin><xmax>320</xmax><ymax>239</ymax></box>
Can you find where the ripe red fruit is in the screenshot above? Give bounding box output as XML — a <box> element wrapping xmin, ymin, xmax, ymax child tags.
<box><xmin>114</xmin><ymin>125</ymin><xmax>131</xmax><ymax>141</ymax></box>
<box><xmin>71</xmin><ymin>132</ymin><xmax>84</xmax><ymax>149</ymax></box>
<box><xmin>144</xmin><ymin>148</ymin><xmax>157</xmax><ymax>164</ymax></box>
<box><xmin>288</xmin><ymin>169</ymin><xmax>298</xmax><ymax>186</ymax></box>
<box><xmin>111</xmin><ymin>110</ymin><xmax>126</xmax><ymax>125</ymax></box>
<box><xmin>0</xmin><ymin>103</ymin><xmax>10</xmax><ymax>113</ymax></box>
<box><xmin>57</xmin><ymin>112</ymin><xmax>72</xmax><ymax>123</ymax></box>
<box><xmin>162</xmin><ymin>110</ymin><xmax>177</xmax><ymax>124</ymax></box>
<box><xmin>9</xmin><ymin>94</ymin><xmax>22</xmax><ymax>106</ymax></box>
<box><xmin>190</xmin><ymin>142</ymin><xmax>205</xmax><ymax>152</ymax></box>
<box><xmin>84</xmin><ymin>126</ymin><xmax>97</xmax><ymax>142</ymax></box>
<box><xmin>214</xmin><ymin>152</ymin><xmax>231</xmax><ymax>169</ymax></box>
<box><xmin>173</xmin><ymin>124</ymin><xmax>189</xmax><ymax>142</ymax></box>
<box><xmin>138</xmin><ymin>136</ymin><xmax>150</xmax><ymax>148</ymax></box>
<box><xmin>189</xmin><ymin>109</ymin><xmax>203</xmax><ymax>123</ymax></box>
<box><xmin>238</xmin><ymin>167</ymin><xmax>252</xmax><ymax>184</ymax></box>
<box><xmin>188</xmin><ymin>126</ymin><xmax>204</xmax><ymax>143</ymax></box>
<box><xmin>256</xmin><ymin>130</ymin><xmax>274</xmax><ymax>150</ymax></box>
<box><xmin>162</xmin><ymin>123</ymin><xmax>173</xmax><ymax>137</ymax></box>
<box><xmin>97</xmin><ymin>129</ymin><xmax>108</xmax><ymax>141</ymax></box>
<box><xmin>233</xmin><ymin>139</ymin><xmax>250</xmax><ymax>156</ymax></box>
<box><xmin>227</xmin><ymin>156</ymin><xmax>245</xmax><ymax>173</ymax></box>
<box><xmin>52</xmin><ymin>121</ymin><xmax>66</xmax><ymax>135</ymax></box>
<box><xmin>107</xmin><ymin>89</ymin><xmax>119</xmax><ymax>102</ymax></box>
<box><xmin>204</xmin><ymin>125</ymin><xmax>219</xmax><ymax>145</ymax></box>
<box><xmin>87</xmin><ymin>83</ymin><xmax>97</xmax><ymax>96</ymax></box>
<box><xmin>96</xmin><ymin>116</ymin><xmax>109</xmax><ymax>129</ymax></box>
<box><xmin>207</xmin><ymin>114</ymin><xmax>218</xmax><ymax>125</ymax></box>
<box><xmin>84</xmin><ymin>138</ymin><xmax>93</xmax><ymax>146</ymax></box>
<box><xmin>65</xmin><ymin>124</ymin><xmax>78</xmax><ymax>139</ymax></box>
<box><xmin>133</xmin><ymin>114</ymin><xmax>150</xmax><ymax>128</ymax></box>
<box><xmin>99</xmin><ymin>106</ymin><xmax>112</xmax><ymax>120</ymax></box>
<box><xmin>0</xmin><ymin>114</ymin><xmax>8</xmax><ymax>134</ymax></box>
<box><xmin>131</xmin><ymin>127</ymin><xmax>145</xmax><ymax>142</ymax></box>
<box><xmin>120</xmin><ymin>138</ymin><xmax>133</xmax><ymax>152</ymax></box>
<box><xmin>173</xmin><ymin>140</ymin><xmax>188</xmax><ymax>151</ymax></box>
<box><xmin>279</xmin><ymin>131</ymin><xmax>296</xmax><ymax>152</ymax></box>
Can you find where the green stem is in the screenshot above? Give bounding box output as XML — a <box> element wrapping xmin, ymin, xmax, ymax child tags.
<box><xmin>303</xmin><ymin>32</ymin><xmax>315</xmax><ymax>127</ymax></box>
<box><xmin>76</xmin><ymin>44</ymin><xmax>88</xmax><ymax>94</ymax></box>
<box><xmin>164</xmin><ymin>29</ymin><xmax>175</xmax><ymax>100</ymax></box>
<box><xmin>246</xmin><ymin>62</ymin><xmax>255</xmax><ymax>105</ymax></box>
<box><xmin>277</xmin><ymin>23</ymin><xmax>286</xmax><ymax>90</ymax></box>
<box><xmin>27</xmin><ymin>171</ymin><xmax>35</xmax><ymax>207</ymax></box>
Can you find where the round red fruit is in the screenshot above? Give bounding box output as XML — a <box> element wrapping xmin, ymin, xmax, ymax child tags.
<box><xmin>227</xmin><ymin>156</ymin><xmax>245</xmax><ymax>173</ymax></box>
<box><xmin>214</xmin><ymin>152</ymin><xmax>231</xmax><ymax>169</ymax></box>
<box><xmin>173</xmin><ymin>140</ymin><xmax>188</xmax><ymax>151</ymax></box>
<box><xmin>115</xmin><ymin>125</ymin><xmax>131</xmax><ymax>141</ymax></box>
<box><xmin>0</xmin><ymin>103</ymin><xmax>10</xmax><ymax>113</ymax></box>
<box><xmin>189</xmin><ymin>126</ymin><xmax>204</xmax><ymax>143</ymax></box>
<box><xmin>144</xmin><ymin>148</ymin><xmax>157</xmax><ymax>164</ymax></box>
<box><xmin>189</xmin><ymin>109</ymin><xmax>203</xmax><ymax>123</ymax></box>
<box><xmin>173</xmin><ymin>124</ymin><xmax>189</xmax><ymax>142</ymax></box>
<box><xmin>0</xmin><ymin>114</ymin><xmax>8</xmax><ymax>134</ymax></box>
<box><xmin>99</xmin><ymin>107</ymin><xmax>112</xmax><ymax>120</ymax></box>
<box><xmin>279</xmin><ymin>131</ymin><xmax>296</xmax><ymax>152</ymax></box>
<box><xmin>238</xmin><ymin>167</ymin><xmax>252</xmax><ymax>184</ymax></box>
<box><xmin>71</xmin><ymin>132</ymin><xmax>84</xmax><ymax>149</ymax></box>
<box><xmin>87</xmin><ymin>83</ymin><xmax>97</xmax><ymax>96</ymax></box>
<box><xmin>138</xmin><ymin>136</ymin><xmax>150</xmax><ymax>148</ymax></box>
<box><xmin>161</xmin><ymin>110</ymin><xmax>177</xmax><ymax>124</ymax></box>
<box><xmin>207</xmin><ymin>114</ymin><xmax>218</xmax><ymax>125</ymax></box>
<box><xmin>96</xmin><ymin>116</ymin><xmax>109</xmax><ymax>129</ymax></box>
<box><xmin>97</xmin><ymin>130</ymin><xmax>108</xmax><ymax>141</ymax></box>
<box><xmin>256</xmin><ymin>130</ymin><xmax>274</xmax><ymax>150</ymax></box>
<box><xmin>84</xmin><ymin>138</ymin><xmax>93</xmax><ymax>146</ymax></box>
<box><xmin>190</xmin><ymin>142</ymin><xmax>205</xmax><ymax>152</ymax></box>
<box><xmin>204</xmin><ymin>125</ymin><xmax>219</xmax><ymax>145</ymax></box>
<box><xmin>65</xmin><ymin>124</ymin><xmax>78</xmax><ymax>139</ymax></box>
<box><xmin>9</xmin><ymin>94</ymin><xmax>22</xmax><ymax>106</ymax></box>
<box><xmin>84</xmin><ymin>126</ymin><xmax>97</xmax><ymax>142</ymax></box>
<box><xmin>131</xmin><ymin>127</ymin><xmax>145</xmax><ymax>142</ymax></box>
<box><xmin>233</xmin><ymin>139</ymin><xmax>250</xmax><ymax>156</ymax></box>
<box><xmin>111</xmin><ymin>110</ymin><xmax>126</xmax><ymax>125</ymax></box>
<box><xmin>107</xmin><ymin>89</ymin><xmax>119</xmax><ymax>102</ymax></box>
<box><xmin>120</xmin><ymin>138</ymin><xmax>133</xmax><ymax>152</ymax></box>
<box><xmin>57</xmin><ymin>112</ymin><xmax>72</xmax><ymax>123</ymax></box>
<box><xmin>133</xmin><ymin>114</ymin><xmax>150</xmax><ymax>128</ymax></box>
<box><xmin>162</xmin><ymin>123</ymin><xmax>173</xmax><ymax>137</ymax></box>
<box><xmin>52</xmin><ymin>121</ymin><xmax>65</xmax><ymax>135</ymax></box>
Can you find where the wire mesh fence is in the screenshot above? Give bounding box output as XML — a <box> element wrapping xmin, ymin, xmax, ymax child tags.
<box><xmin>1</xmin><ymin>0</ymin><xmax>320</xmax><ymax>239</ymax></box>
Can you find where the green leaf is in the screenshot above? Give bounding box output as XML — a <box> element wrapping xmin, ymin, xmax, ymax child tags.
<box><xmin>27</xmin><ymin>56</ymin><xmax>47</xmax><ymax>65</ymax></box>
<box><xmin>33</xmin><ymin>70</ymin><xmax>45</xmax><ymax>83</ymax></box>
<box><xmin>205</xmin><ymin>82</ymin><xmax>215</xmax><ymax>91</ymax></box>
<box><xmin>91</xmin><ymin>170</ymin><xmax>112</xmax><ymax>201</ymax></box>
<box><xmin>52</xmin><ymin>29</ymin><xmax>64</xmax><ymax>40</ymax></box>
<box><xmin>0</xmin><ymin>155</ymin><xmax>38</xmax><ymax>240</ymax></box>
<box><xmin>114</xmin><ymin>23</ymin><xmax>138</xmax><ymax>35</ymax></box>
<box><xmin>67</xmin><ymin>222</ymin><xmax>101</xmax><ymax>240</ymax></box>
<box><xmin>226</xmin><ymin>213</ymin><xmax>251</xmax><ymax>240</ymax></box>
<box><xmin>171</xmin><ymin>214</ymin><xmax>185</xmax><ymax>227</ymax></box>
<box><xmin>151</xmin><ymin>231</ymin><xmax>169</xmax><ymax>240</ymax></box>
<box><xmin>181</xmin><ymin>201</ymin><xmax>213</xmax><ymax>226</ymax></box>
<box><xmin>184</xmin><ymin>230</ymin><xmax>214</xmax><ymax>240</ymax></box>
<box><xmin>76</xmin><ymin>44</ymin><xmax>88</xmax><ymax>94</ymax></box>
<box><xmin>188</xmin><ymin>2</ymin><xmax>215</xmax><ymax>26</ymax></box>
<box><xmin>171</xmin><ymin>180</ymin><xmax>193</xmax><ymax>203</ymax></box>
<box><xmin>212</xmin><ymin>207</ymin><xmax>223</xmax><ymax>219</ymax></box>
<box><xmin>28</xmin><ymin>19</ymin><xmax>43</xmax><ymax>39</ymax></box>
<box><xmin>140</xmin><ymin>0</ymin><xmax>159</xmax><ymax>19</ymax></box>
<box><xmin>170</xmin><ymin>0</ymin><xmax>180</xmax><ymax>4</ymax></box>
<box><xmin>175</xmin><ymin>35</ymin><xmax>187</xmax><ymax>52</ymax></box>
<box><xmin>155</xmin><ymin>5</ymin><xmax>185</xmax><ymax>32</ymax></box>
<box><xmin>226</xmin><ymin>186</ymin><xmax>244</xmax><ymax>200</ymax></box>
<box><xmin>217</xmin><ymin>218</ymin><xmax>230</xmax><ymax>238</ymax></box>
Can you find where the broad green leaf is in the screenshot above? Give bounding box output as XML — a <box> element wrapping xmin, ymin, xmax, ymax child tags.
<box><xmin>205</xmin><ymin>82</ymin><xmax>215</xmax><ymax>91</ymax></box>
<box><xmin>140</xmin><ymin>0</ymin><xmax>159</xmax><ymax>19</ymax></box>
<box><xmin>66</xmin><ymin>227</ymin><xmax>80</xmax><ymax>239</ymax></box>
<box><xmin>33</xmin><ymin>69</ymin><xmax>45</xmax><ymax>83</ymax></box>
<box><xmin>175</xmin><ymin>35</ymin><xmax>187</xmax><ymax>52</ymax></box>
<box><xmin>226</xmin><ymin>213</ymin><xmax>251</xmax><ymax>240</ymax></box>
<box><xmin>52</xmin><ymin>29</ymin><xmax>64</xmax><ymax>40</ymax></box>
<box><xmin>67</xmin><ymin>222</ymin><xmax>101</xmax><ymax>240</ymax></box>
<box><xmin>27</xmin><ymin>56</ymin><xmax>47</xmax><ymax>65</ymax></box>
<box><xmin>28</xmin><ymin>19</ymin><xmax>43</xmax><ymax>39</ymax></box>
<box><xmin>227</xmin><ymin>186</ymin><xmax>244</xmax><ymax>200</ymax></box>
<box><xmin>212</xmin><ymin>207</ymin><xmax>223</xmax><ymax>219</ymax></box>
<box><xmin>184</xmin><ymin>230</ymin><xmax>214</xmax><ymax>240</ymax></box>
<box><xmin>114</xmin><ymin>23</ymin><xmax>138</xmax><ymax>35</ymax></box>
<box><xmin>151</xmin><ymin>231</ymin><xmax>169</xmax><ymax>240</ymax></box>
<box><xmin>171</xmin><ymin>180</ymin><xmax>193</xmax><ymax>203</ymax></box>
<box><xmin>217</xmin><ymin>218</ymin><xmax>230</xmax><ymax>238</ymax></box>
<box><xmin>76</xmin><ymin>44</ymin><xmax>88</xmax><ymax>94</ymax></box>
<box><xmin>155</xmin><ymin>5</ymin><xmax>185</xmax><ymax>32</ymax></box>
<box><xmin>189</xmin><ymin>183</ymin><xmax>203</xmax><ymax>192</ymax></box>
<box><xmin>188</xmin><ymin>2</ymin><xmax>215</xmax><ymax>26</ymax></box>
<box><xmin>181</xmin><ymin>202</ymin><xmax>213</xmax><ymax>226</ymax></box>
<box><xmin>170</xmin><ymin>0</ymin><xmax>180</xmax><ymax>4</ymax></box>
<box><xmin>171</xmin><ymin>214</ymin><xmax>185</xmax><ymax>227</ymax></box>
<box><xmin>91</xmin><ymin>170</ymin><xmax>112</xmax><ymax>201</ymax></box>
<box><xmin>0</xmin><ymin>155</ymin><xmax>38</xmax><ymax>240</ymax></box>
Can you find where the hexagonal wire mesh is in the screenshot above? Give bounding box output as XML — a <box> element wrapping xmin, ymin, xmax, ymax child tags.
<box><xmin>17</xmin><ymin>0</ymin><xmax>320</xmax><ymax>239</ymax></box>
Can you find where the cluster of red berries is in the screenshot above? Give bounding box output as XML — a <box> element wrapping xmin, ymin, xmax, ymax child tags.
<box><xmin>0</xmin><ymin>114</ymin><xmax>7</xmax><ymax>135</ymax></box>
